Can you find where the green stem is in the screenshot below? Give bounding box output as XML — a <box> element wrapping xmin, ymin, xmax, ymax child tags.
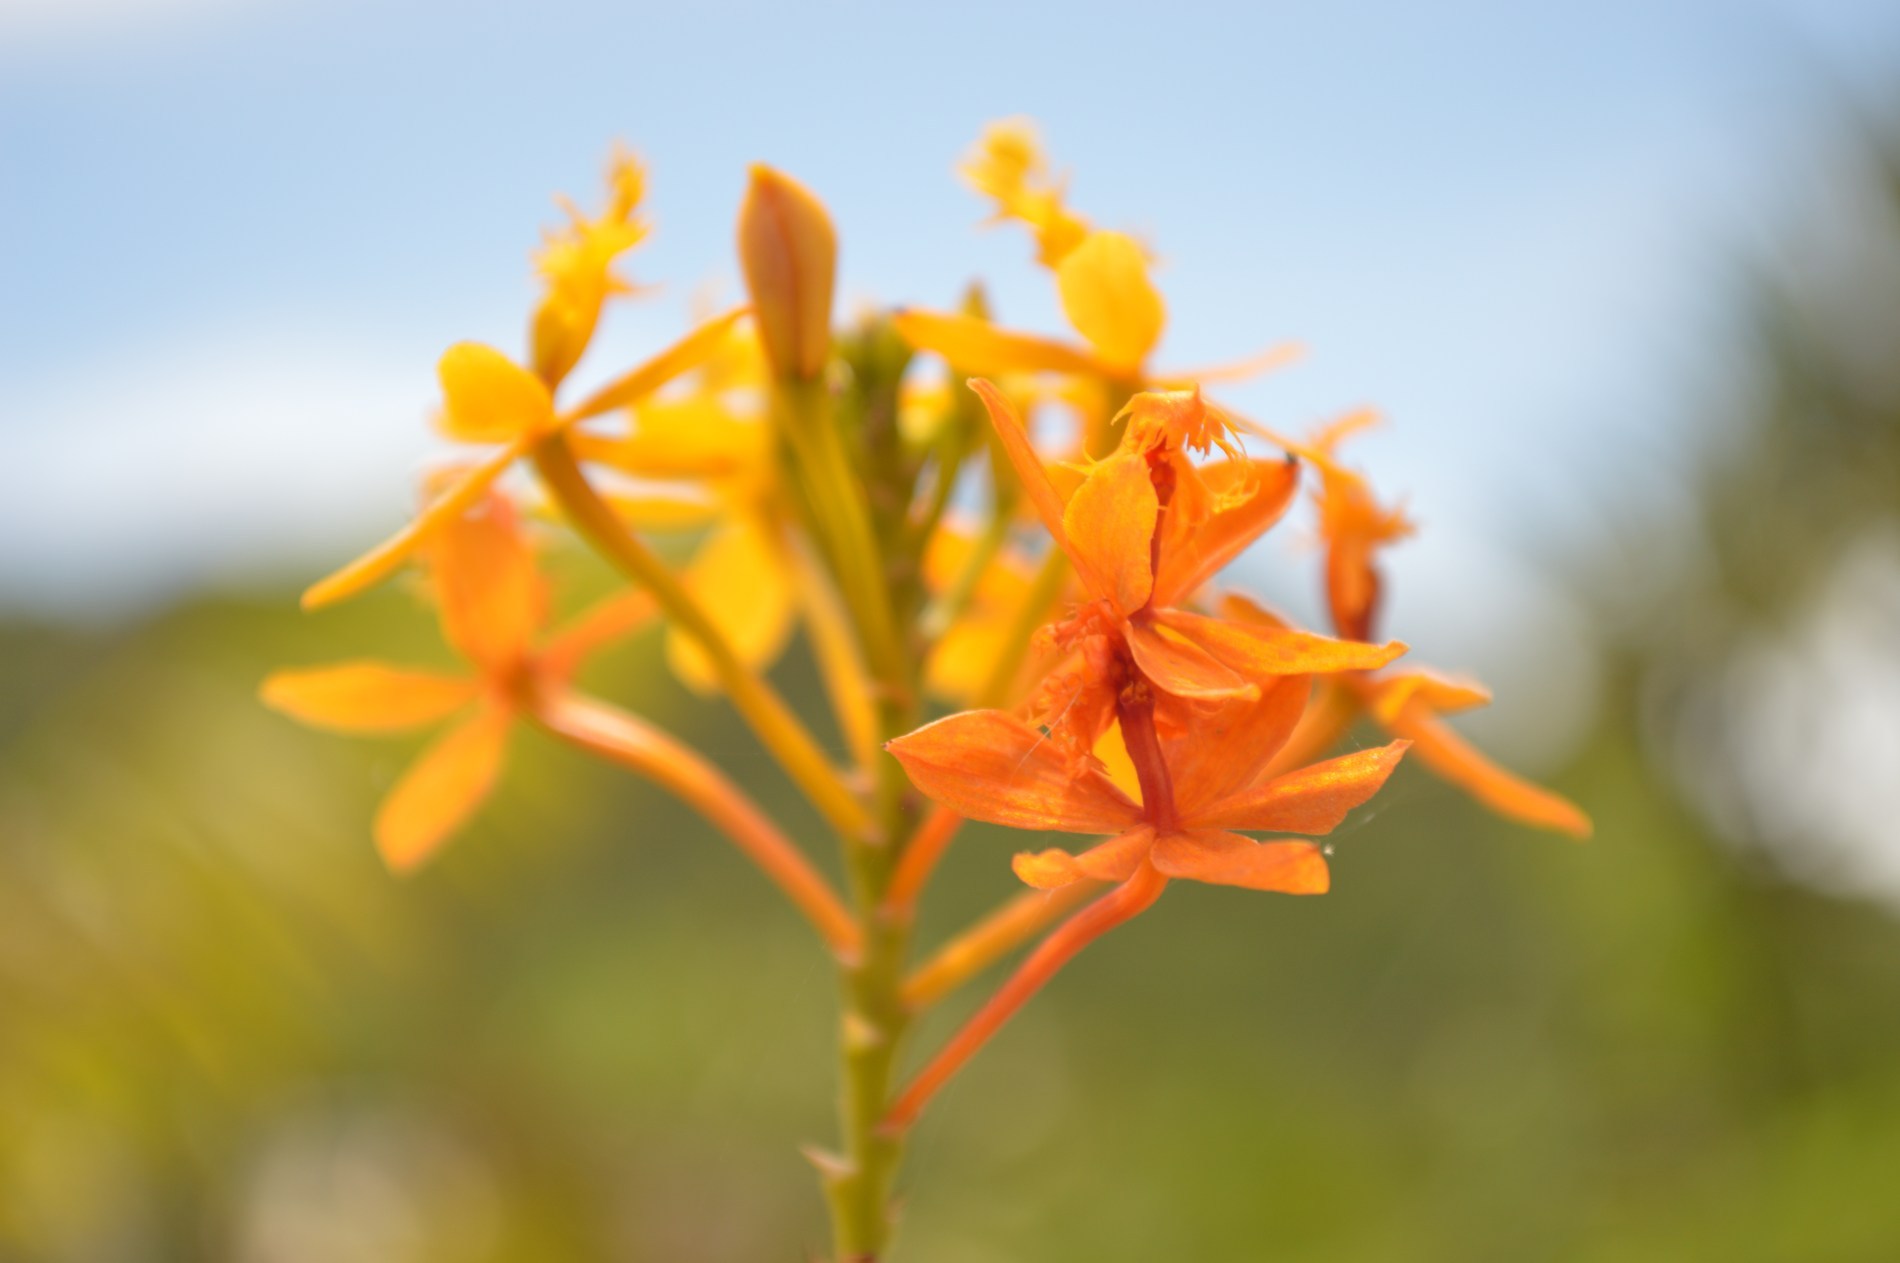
<box><xmin>530</xmin><ymin>436</ymin><xmax>872</xmax><ymax>841</ymax></box>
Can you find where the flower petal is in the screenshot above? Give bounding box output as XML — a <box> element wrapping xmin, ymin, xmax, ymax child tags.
<box><xmin>665</xmin><ymin>519</ymin><xmax>796</xmax><ymax>693</ymax></box>
<box><xmin>1152</xmin><ymin>457</ymin><xmax>1300</xmax><ymax>606</ymax></box>
<box><xmin>1125</xmin><ymin>617</ymin><xmax>1258</xmax><ymax>700</ymax></box>
<box><xmin>1151</xmin><ymin>607</ymin><xmax>1407</xmax><ymax>677</ymax></box>
<box><xmin>436</xmin><ymin>342</ymin><xmax>555</xmax><ymax>443</ymax></box>
<box><xmin>374</xmin><ymin>706</ymin><xmax>513</xmax><ymax>872</ymax></box>
<box><xmin>1056</xmin><ymin>230</ymin><xmax>1164</xmax><ymax>375</ymax></box>
<box><xmin>967</xmin><ymin>379</ymin><xmax>1088</xmax><ymax>572</ymax></box>
<box><xmin>562</xmin><ymin>307</ymin><xmax>751</xmax><ymax>422</ymax></box>
<box><xmin>1194</xmin><ymin>740</ymin><xmax>1410</xmax><ymax>834</ymax></box>
<box><xmin>301</xmin><ymin>439</ymin><xmax>529</xmax><ymax>610</ymax></box>
<box><xmin>261</xmin><ymin>662</ymin><xmax>479</xmax><ymax>733</ymax></box>
<box><xmin>887</xmin><ymin>710</ymin><xmax>1144</xmax><ymax>835</ymax></box>
<box><xmin>1385</xmin><ymin>701</ymin><xmax>1591</xmax><ymax>838</ymax></box>
<box><xmin>1150</xmin><ymin>829</ymin><xmax>1329</xmax><ymax>894</ymax></box>
<box><xmin>430</xmin><ymin>490</ymin><xmax>547</xmax><ymax>676</ymax></box>
<box><xmin>891</xmin><ymin>309</ymin><xmax>1100</xmax><ymax>377</ymax></box>
<box><xmin>1013</xmin><ymin>827</ymin><xmax>1153</xmax><ymax>890</ymax></box>
<box><xmin>1162</xmin><ymin>676</ymin><xmax>1313</xmax><ymax>818</ymax></box>
<box><xmin>1367</xmin><ymin>670</ymin><xmax>1492</xmax><ymax>725</ymax></box>
<box><xmin>1062</xmin><ymin>449</ymin><xmax>1157</xmax><ymax>616</ymax></box>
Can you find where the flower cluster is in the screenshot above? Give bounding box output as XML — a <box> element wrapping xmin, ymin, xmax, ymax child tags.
<box><xmin>265</xmin><ymin>120</ymin><xmax>1588</xmax><ymax>1262</ymax></box>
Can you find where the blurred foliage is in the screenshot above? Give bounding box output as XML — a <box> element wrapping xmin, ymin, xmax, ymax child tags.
<box><xmin>7</xmin><ymin>136</ymin><xmax>1900</xmax><ymax>1263</ymax></box>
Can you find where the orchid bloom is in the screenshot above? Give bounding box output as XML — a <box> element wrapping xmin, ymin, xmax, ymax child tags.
<box><xmin>890</xmin><ymin>680</ymin><xmax>1409</xmax><ymax>896</ymax></box>
<box><xmin>973</xmin><ymin>379</ymin><xmax>1406</xmax><ymax>759</ymax></box>
<box><xmin>301</xmin><ymin>150</ymin><xmax>747</xmax><ymax>612</ymax></box>
<box><xmin>1263</xmin><ymin>416</ymin><xmax>1591</xmax><ymax>837</ymax></box>
<box><xmin>893</xmin><ymin>121</ymin><xmax>1294</xmax><ymax>402</ymax></box>
<box><xmin>265</xmin><ymin>488</ymin><xmax>633</xmax><ymax>870</ymax></box>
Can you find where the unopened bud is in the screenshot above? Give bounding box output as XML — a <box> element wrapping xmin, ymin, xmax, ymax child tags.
<box><xmin>737</xmin><ymin>164</ymin><xmax>837</xmax><ymax>380</ymax></box>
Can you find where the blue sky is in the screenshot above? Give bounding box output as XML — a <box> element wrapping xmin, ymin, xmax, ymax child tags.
<box><xmin>4</xmin><ymin>0</ymin><xmax>1899</xmax><ymax>756</ymax></box>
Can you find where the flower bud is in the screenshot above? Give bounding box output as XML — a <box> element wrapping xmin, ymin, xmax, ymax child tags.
<box><xmin>737</xmin><ymin>163</ymin><xmax>837</xmax><ymax>380</ymax></box>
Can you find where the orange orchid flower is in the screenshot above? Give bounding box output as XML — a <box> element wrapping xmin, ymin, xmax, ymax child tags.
<box><xmin>972</xmin><ymin>379</ymin><xmax>1406</xmax><ymax>754</ymax></box>
<box><xmin>889</xmin><ymin>681</ymin><xmax>1408</xmax><ymax>898</ymax></box>
<box><xmin>265</xmin><ymin>485</ymin><xmax>860</xmax><ymax>952</ymax></box>
<box><xmin>265</xmin><ymin>487</ymin><xmax>614</xmax><ymax>870</ymax></box>
<box><xmin>881</xmin><ymin>677</ymin><xmax>1409</xmax><ymax>1133</ymax></box>
<box><xmin>1252</xmin><ymin>417</ymin><xmax>1591</xmax><ymax>837</ymax></box>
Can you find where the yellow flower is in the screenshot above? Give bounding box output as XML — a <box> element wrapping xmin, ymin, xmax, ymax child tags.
<box><xmin>959</xmin><ymin>117</ymin><xmax>1091</xmax><ymax>267</ymax></box>
<box><xmin>531</xmin><ymin>145</ymin><xmax>650</xmax><ymax>384</ymax></box>
<box><xmin>895</xmin><ymin>119</ymin><xmax>1294</xmax><ymax>400</ymax></box>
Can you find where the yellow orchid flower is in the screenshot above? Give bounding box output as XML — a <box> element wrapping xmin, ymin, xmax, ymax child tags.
<box><xmin>894</xmin><ymin>120</ymin><xmax>1297</xmax><ymax>407</ymax></box>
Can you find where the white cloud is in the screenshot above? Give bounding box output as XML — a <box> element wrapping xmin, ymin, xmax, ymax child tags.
<box><xmin>0</xmin><ymin>322</ymin><xmax>448</xmax><ymax>615</ymax></box>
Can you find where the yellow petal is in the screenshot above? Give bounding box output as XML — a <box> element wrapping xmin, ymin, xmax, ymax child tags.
<box><xmin>374</xmin><ymin>706</ymin><xmax>512</xmax><ymax>872</ymax></box>
<box><xmin>562</xmin><ymin>307</ymin><xmax>751</xmax><ymax>423</ymax></box>
<box><xmin>436</xmin><ymin>343</ymin><xmax>555</xmax><ymax>443</ymax></box>
<box><xmin>665</xmin><ymin>520</ymin><xmax>796</xmax><ymax>693</ymax></box>
<box><xmin>302</xmin><ymin>439</ymin><xmax>530</xmax><ymax>610</ymax></box>
<box><xmin>261</xmin><ymin>662</ymin><xmax>478</xmax><ymax>733</ymax></box>
<box><xmin>891</xmin><ymin>309</ymin><xmax>1099</xmax><ymax>377</ymax></box>
<box><xmin>1056</xmin><ymin>230</ymin><xmax>1164</xmax><ymax>375</ymax></box>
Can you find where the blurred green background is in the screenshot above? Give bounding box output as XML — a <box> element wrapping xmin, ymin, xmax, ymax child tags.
<box><xmin>4</xmin><ymin>117</ymin><xmax>1900</xmax><ymax>1261</ymax></box>
<box><xmin>9</xmin><ymin>0</ymin><xmax>1900</xmax><ymax>1253</ymax></box>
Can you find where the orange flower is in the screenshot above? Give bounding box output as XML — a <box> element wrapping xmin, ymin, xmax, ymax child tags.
<box><xmin>265</xmin><ymin>488</ymin><xmax>616</xmax><ymax>870</ymax></box>
<box><xmin>888</xmin><ymin>683</ymin><xmax>1408</xmax><ymax>897</ymax></box>
<box><xmin>1255</xmin><ymin>417</ymin><xmax>1591</xmax><ymax>837</ymax></box>
<box><xmin>972</xmin><ymin>379</ymin><xmax>1406</xmax><ymax>758</ymax></box>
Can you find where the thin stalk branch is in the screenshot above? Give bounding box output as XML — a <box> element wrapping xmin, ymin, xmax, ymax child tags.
<box><xmin>534</xmin><ymin>689</ymin><xmax>860</xmax><ymax>959</ymax></box>
<box><xmin>532</xmin><ymin>435</ymin><xmax>873</xmax><ymax>840</ymax></box>
<box><xmin>880</xmin><ymin>806</ymin><xmax>964</xmax><ymax>919</ymax></box>
<box><xmin>901</xmin><ymin>882</ymin><xmax>1101</xmax><ymax>1011</ymax></box>
<box><xmin>880</xmin><ymin>863</ymin><xmax>1167</xmax><ymax>1135</ymax></box>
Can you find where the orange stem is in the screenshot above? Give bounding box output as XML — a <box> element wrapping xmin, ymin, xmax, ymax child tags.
<box><xmin>901</xmin><ymin>881</ymin><xmax>1101</xmax><ymax>1011</ymax></box>
<box><xmin>534</xmin><ymin>689</ymin><xmax>861</xmax><ymax>960</ymax></box>
<box><xmin>880</xmin><ymin>863</ymin><xmax>1167</xmax><ymax>1134</ymax></box>
<box><xmin>881</xmin><ymin>805</ymin><xmax>965</xmax><ymax>917</ymax></box>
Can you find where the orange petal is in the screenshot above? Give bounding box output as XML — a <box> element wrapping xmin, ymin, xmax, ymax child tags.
<box><xmin>430</xmin><ymin>491</ymin><xmax>547</xmax><ymax>676</ymax></box>
<box><xmin>887</xmin><ymin>710</ymin><xmax>1144</xmax><ymax>835</ymax></box>
<box><xmin>892</xmin><ymin>309</ymin><xmax>1099</xmax><ymax>378</ymax></box>
<box><xmin>374</xmin><ymin>706</ymin><xmax>513</xmax><ymax>872</ymax></box>
<box><xmin>1152</xmin><ymin>457</ymin><xmax>1300</xmax><ymax>606</ymax></box>
<box><xmin>1367</xmin><ymin>670</ymin><xmax>1492</xmax><ymax>725</ymax></box>
<box><xmin>1012</xmin><ymin>826</ymin><xmax>1153</xmax><ymax>890</ymax></box>
<box><xmin>436</xmin><ymin>342</ymin><xmax>555</xmax><ymax>443</ymax></box>
<box><xmin>260</xmin><ymin>662</ymin><xmax>479</xmax><ymax>733</ymax></box>
<box><xmin>1149</xmin><ymin>340</ymin><xmax>1304</xmax><ymax>389</ymax></box>
<box><xmin>1055</xmin><ymin>230</ymin><xmax>1164</xmax><ymax>375</ymax></box>
<box><xmin>1386</xmin><ymin>702</ymin><xmax>1591</xmax><ymax>838</ymax></box>
<box><xmin>1162</xmin><ymin>676</ymin><xmax>1313</xmax><ymax>818</ymax></box>
<box><xmin>1125</xmin><ymin>617</ymin><xmax>1257</xmax><ymax>700</ymax></box>
<box><xmin>301</xmin><ymin>438</ymin><xmax>530</xmax><ymax>610</ymax></box>
<box><xmin>1193</xmin><ymin>740</ymin><xmax>1410</xmax><ymax>834</ymax></box>
<box><xmin>967</xmin><ymin>380</ymin><xmax>1088</xmax><ymax>571</ymax></box>
<box><xmin>1061</xmin><ymin>449</ymin><xmax>1157</xmax><ymax>615</ymax></box>
<box><xmin>1152</xmin><ymin>607</ymin><xmax>1407</xmax><ymax>677</ymax></box>
<box><xmin>1150</xmin><ymin>829</ymin><xmax>1329</xmax><ymax>894</ymax></box>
